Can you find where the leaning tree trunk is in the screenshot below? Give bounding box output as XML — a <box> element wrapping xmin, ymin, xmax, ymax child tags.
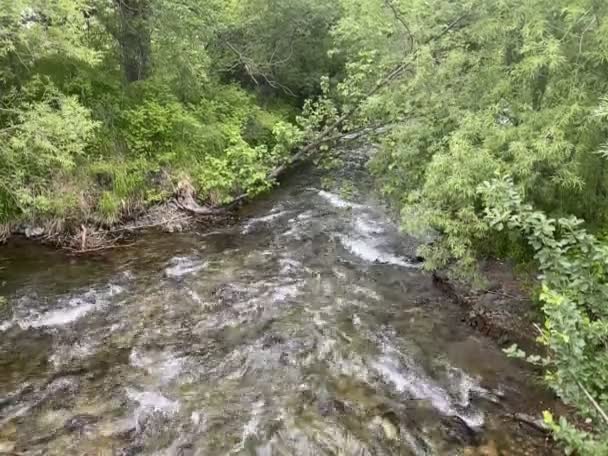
<box><xmin>115</xmin><ymin>0</ymin><xmax>152</xmax><ymax>82</ymax></box>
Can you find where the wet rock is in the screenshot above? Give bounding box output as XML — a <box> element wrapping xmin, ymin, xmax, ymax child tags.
<box><xmin>0</xmin><ymin>440</ymin><xmax>16</xmax><ymax>453</ymax></box>
<box><xmin>278</xmin><ymin>351</ymin><xmax>290</xmax><ymax>365</ymax></box>
<box><xmin>261</xmin><ymin>334</ymin><xmax>285</xmax><ymax>348</ymax></box>
<box><xmin>64</xmin><ymin>414</ymin><xmax>100</xmax><ymax>433</ymax></box>
<box><xmin>440</xmin><ymin>415</ymin><xmax>479</xmax><ymax>446</ymax></box>
<box><xmin>24</xmin><ymin>226</ymin><xmax>44</xmax><ymax>238</ymax></box>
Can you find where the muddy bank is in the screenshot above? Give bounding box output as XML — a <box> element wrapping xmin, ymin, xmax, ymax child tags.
<box><xmin>432</xmin><ymin>260</ymin><xmax>542</xmax><ymax>354</ymax></box>
<box><xmin>1</xmin><ymin>184</ymin><xmax>238</xmax><ymax>253</ymax></box>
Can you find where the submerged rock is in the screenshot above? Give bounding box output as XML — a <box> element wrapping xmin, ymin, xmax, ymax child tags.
<box><xmin>371</xmin><ymin>414</ymin><xmax>400</xmax><ymax>441</ymax></box>
<box><xmin>464</xmin><ymin>439</ymin><xmax>499</xmax><ymax>456</ymax></box>
<box><xmin>24</xmin><ymin>226</ymin><xmax>44</xmax><ymax>238</ymax></box>
<box><xmin>0</xmin><ymin>440</ymin><xmax>16</xmax><ymax>453</ymax></box>
<box><xmin>63</xmin><ymin>414</ymin><xmax>100</xmax><ymax>433</ymax></box>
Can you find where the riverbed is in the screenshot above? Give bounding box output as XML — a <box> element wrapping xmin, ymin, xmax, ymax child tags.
<box><xmin>0</xmin><ymin>150</ymin><xmax>558</xmax><ymax>455</ymax></box>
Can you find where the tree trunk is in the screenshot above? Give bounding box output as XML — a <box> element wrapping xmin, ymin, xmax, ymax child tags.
<box><xmin>115</xmin><ymin>0</ymin><xmax>152</xmax><ymax>82</ymax></box>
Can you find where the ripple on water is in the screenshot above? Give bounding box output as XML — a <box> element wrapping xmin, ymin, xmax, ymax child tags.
<box><xmin>338</xmin><ymin>235</ymin><xmax>419</xmax><ymax>268</ymax></box>
<box><xmin>268</xmin><ymin>283</ymin><xmax>300</xmax><ymax>302</ymax></box>
<box><xmin>371</xmin><ymin>354</ymin><xmax>485</xmax><ymax>428</ymax></box>
<box><xmin>126</xmin><ymin>389</ymin><xmax>180</xmax><ymax>416</ymax></box>
<box><xmin>49</xmin><ymin>339</ymin><xmax>97</xmax><ymax>368</ymax></box>
<box><xmin>242</xmin><ymin>210</ymin><xmax>291</xmax><ymax>234</ymax></box>
<box><xmin>317</xmin><ymin>189</ymin><xmax>361</xmax><ymax>209</ymax></box>
<box><xmin>0</xmin><ymin>284</ymin><xmax>125</xmax><ymax>332</ymax></box>
<box><xmin>164</xmin><ymin>256</ymin><xmax>206</xmax><ymax>278</ymax></box>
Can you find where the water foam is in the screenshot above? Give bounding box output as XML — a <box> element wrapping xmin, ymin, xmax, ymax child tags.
<box><xmin>318</xmin><ymin>190</ymin><xmax>361</xmax><ymax>209</ymax></box>
<box><xmin>129</xmin><ymin>349</ymin><xmax>185</xmax><ymax>383</ymax></box>
<box><xmin>164</xmin><ymin>256</ymin><xmax>206</xmax><ymax>278</ymax></box>
<box><xmin>126</xmin><ymin>389</ymin><xmax>180</xmax><ymax>415</ymax></box>
<box><xmin>371</xmin><ymin>355</ymin><xmax>484</xmax><ymax>428</ymax></box>
<box><xmin>242</xmin><ymin>209</ymin><xmax>291</xmax><ymax>234</ymax></box>
<box><xmin>1</xmin><ymin>284</ymin><xmax>125</xmax><ymax>331</ymax></box>
<box><xmin>338</xmin><ymin>235</ymin><xmax>419</xmax><ymax>268</ymax></box>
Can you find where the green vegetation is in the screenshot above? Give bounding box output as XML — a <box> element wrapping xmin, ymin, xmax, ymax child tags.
<box><xmin>0</xmin><ymin>0</ymin><xmax>338</xmax><ymax>232</ymax></box>
<box><xmin>482</xmin><ymin>177</ymin><xmax>608</xmax><ymax>454</ymax></box>
<box><xmin>3</xmin><ymin>0</ymin><xmax>608</xmax><ymax>451</ymax></box>
<box><xmin>314</xmin><ymin>0</ymin><xmax>608</xmax><ymax>451</ymax></box>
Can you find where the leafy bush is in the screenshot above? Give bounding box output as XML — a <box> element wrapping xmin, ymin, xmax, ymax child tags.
<box><xmin>0</xmin><ymin>94</ymin><xmax>98</xmax><ymax>222</ymax></box>
<box><xmin>481</xmin><ymin>176</ymin><xmax>608</xmax><ymax>454</ymax></box>
<box><xmin>0</xmin><ymin>1</ymin><xmax>307</xmax><ymax>230</ymax></box>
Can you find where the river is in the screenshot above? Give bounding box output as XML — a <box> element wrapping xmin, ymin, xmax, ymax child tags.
<box><xmin>0</xmin><ymin>148</ymin><xmax>558</xmax><ymax>455</ymax></box>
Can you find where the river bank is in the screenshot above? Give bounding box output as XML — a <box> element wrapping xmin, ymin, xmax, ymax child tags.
<box><xmin>433</xmin><ymin>260</ymin><xmax>543</xmax><ymax>354</ymax></box>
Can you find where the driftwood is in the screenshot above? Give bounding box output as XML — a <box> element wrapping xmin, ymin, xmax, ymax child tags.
<box><xmin>174</xmin><ymin>180</ymin><xmax>227</xmax><ymax>215</ymax></box>
<box><xmin>506</xmin><ymin>412</ymin><xmax>551</xmax><ymax>434</ymax></box>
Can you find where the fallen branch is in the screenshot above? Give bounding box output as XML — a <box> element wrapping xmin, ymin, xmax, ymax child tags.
<box><xmin>80</xmin><ymin>224</ymin><xmax>87</xmax><ymax>251</ymax></box>
<box><xmin>108</xmin><ymin>214</ymin><xmax>192</xmax><ymax>233</ymax></box>
<box><xmin>175</xmin><ymin>200</ymin><xmax>226</xmax><ymax>215</ymax></box>
<box><xmin>174</xmin><ymin>180</ymin><xmax>228</xmax><ymax>215</ymax></box>
<box><xmin>65</xmin><ymin>241</ymin><xmax>136</xmax><ymax>254</ymax></box>
<box><xmin>484</xmin><ymin>290</ymin><xmax>526</xmax><ymax>301</ymax></box>
<box><xmin>223</xmin><ymin>41</ymin><xmax>296</xmax><ymax>97</ymax></box>
<box><xmin>578</xmin><ymin>380</ymin><xmax>608</xmax><ymax>426</ymax></box>
<box><xmin>216</xmin><ymin>14</ymin><xmax>469</xmax><ymax>210</ymax></box>
<box><xmin>507</xmin><ymin>412</ymin><xmax>551</xmax><ymax>433</ymax></box>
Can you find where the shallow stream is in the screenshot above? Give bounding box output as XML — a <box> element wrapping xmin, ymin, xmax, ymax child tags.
<box><xmin>0</xmin><ymin>150</ymin><xmax>558</xmax><ymax>455</ymax></box>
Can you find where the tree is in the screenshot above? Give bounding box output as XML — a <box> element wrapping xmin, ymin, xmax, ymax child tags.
<box><xmin>114</xmin><ymin>0</ymin><xmax>152</xmax><ymax>82</ymax></box>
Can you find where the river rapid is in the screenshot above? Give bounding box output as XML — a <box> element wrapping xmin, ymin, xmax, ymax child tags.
<box><xmin>0</xmin><ymin>148</ymin><xmax>558</xmax><ymax>455</ymax></box>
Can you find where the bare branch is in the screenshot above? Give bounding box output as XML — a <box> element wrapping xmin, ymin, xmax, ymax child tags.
<box><xmin>578</xmin><ymin>380</ymin><xmax>608</xmax><ymax>426</ymax></box>
<box><xmin>384</xmin><ymin>0</ymin><xmax>415</xmax><ymax>54</ymax></box>
<box><xmin>223</xmin><ymin>41</ymin><xmax>296</xmax><ymax>97</ymax></box>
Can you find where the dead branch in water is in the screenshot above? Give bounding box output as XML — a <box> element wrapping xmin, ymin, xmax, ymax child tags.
<box><xmin>108</xmin><ymin>214</ymin><xmax>192</xmax><ymax>233</ymax></box>
<box><xmin>506</xmin><ymin>412</ymin><xmax>551</xmax><ymax>433</ymax></box>
<box><xmin>65</xmin><ymin>241</ymin><xmax>137</xmax><ymax>254</ymax></box>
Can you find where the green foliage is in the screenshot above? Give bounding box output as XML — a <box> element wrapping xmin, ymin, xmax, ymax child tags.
<box><xmin>481</xmin><ymin>177</ymin><xmax>608</xmax><ymax>453</ymax></box>
<box><xmin>210</xmin><ymin>0</ymin><xmax>343</xmax><ymax>100</ymax></box>
<box><xmin>0</xmin><ymin>93</ymin><xmax>98</xmax><ymax>221</ymax></box>
<box><xmin>98</xmin><ymin>191</ymin><xmax>122</xmax><ymax>224</ymax></box>
<box><xmin>325</xmin><ymin>0</ymin><xmax>608</xmax><ymax>274</ymax></box>
<box><xmin>122</xmin><ymin>100</ymin><xmax>197</xmax><ymax>157</ymax></box>
<box><xmin>0</xmin><ymin>0</ymin><xmax>309</xmax><ymax>229</ymax></box>
<box><xmin>0</xmin><ymin>0</ymin><xmax>99</xmax><ymax>82</ymax></box>
<box><xmin>306</xmin><ymin>1</ymin><xmax>608</xmax><ymax>451</ymax></box>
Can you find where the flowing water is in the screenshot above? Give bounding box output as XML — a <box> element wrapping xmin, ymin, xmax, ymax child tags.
<box><xmin>0</xmin><ymin>149</ymin><xmax>558</xmax><ymax>455</ymax></box>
